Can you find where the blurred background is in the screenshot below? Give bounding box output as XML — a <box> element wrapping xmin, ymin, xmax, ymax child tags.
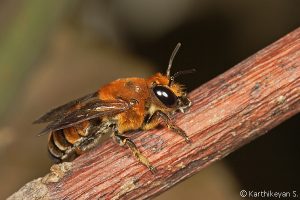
<box><xmin>0</xmin><ymin>0</ymin><xmax>299</xmax><ymax>199</ymax></box>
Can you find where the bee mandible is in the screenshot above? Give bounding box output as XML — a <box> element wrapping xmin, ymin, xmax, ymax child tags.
<box><xmin>34</xmin><ymin>43</ymin><xmax>194</xmax><ymax>172</ymax></box>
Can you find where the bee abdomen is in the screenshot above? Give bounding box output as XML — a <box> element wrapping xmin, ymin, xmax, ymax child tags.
<box><xmin>48</xmin><ymin>128</ymin><xmax>83</xmax><ymax>163</ymax></box>
<box><xmin>48</xmin><ymin>131</ymin><xmax>65</xmax><ymax>163</ymax></box>
<box><xmin>63</xmin><ymin>127</ymin><xmax>82</xmax><ymax>144</ymax></box>
<box><xmin>47</xmin><ymin>121</ymin><xmax>98</xmax><ymax>163</ymax></box>
<box><xmin>52</xmin><ymin>130</ymin><xmax>71</xmax><ymax>151</ymax></box>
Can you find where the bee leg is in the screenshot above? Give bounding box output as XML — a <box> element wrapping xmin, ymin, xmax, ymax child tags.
<box><xmin>61</xmin><ymin>147</ymin><xmax>78</xmax><ymax>162</ymax></box>
<box><xmin>77</xmin><ymin>133</ymin><xmax>103</xmax><ymax>152</ymax></box>
<box><xmin>148</xmin><ymin>110</ymin><xmax>191</xmax><ymax>143</ymax></box>
<box><xmin>113</xmin><ymin>133</ymin><xmax>157</xmax><ymax>173</ymax></box>
<box><xmin>61</xmin><ymin>133</ymin><xmax>103</xmax><ymax>161</ymax></box>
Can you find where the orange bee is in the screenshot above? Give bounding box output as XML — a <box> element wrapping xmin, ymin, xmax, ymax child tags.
<box><xmin>34</xmin><ymin>43</ymin><xmax>194</xmax><ymax>172</ymax></box>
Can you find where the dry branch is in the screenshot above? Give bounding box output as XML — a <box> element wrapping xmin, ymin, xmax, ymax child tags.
<box><xmin>8</xmin><ymin>28</ymin><xmax>300</xmax><ymax>200</ymax></box>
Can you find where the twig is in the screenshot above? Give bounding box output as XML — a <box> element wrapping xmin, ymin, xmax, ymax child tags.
<box><xmin>8</xmin><ymin>27</ymin><xmax>300</xmax><ymax>200</ymax></box>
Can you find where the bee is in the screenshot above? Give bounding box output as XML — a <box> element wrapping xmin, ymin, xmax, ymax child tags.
<box><xmin>34</xmin><ymin>43</ymin><xmax>194</xmax><ymax>172</ymax></box>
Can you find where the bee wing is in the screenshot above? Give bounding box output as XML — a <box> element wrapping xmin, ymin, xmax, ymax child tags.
<box><xmin>38</xmin><ymin>99</ymin><xmax>131</xmax><ymax>135</ymax></box>
<box><xmin>34</xmin><ymin>92</ymin><xmax>98</xmax><ymax>124</ymax></box>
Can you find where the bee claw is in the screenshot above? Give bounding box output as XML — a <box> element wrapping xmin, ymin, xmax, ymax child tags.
<box><xmin>149</xmin><ymin>165</ymin><xmax>158</xmax><ymax>174</ymax></box>
<box><xmin>185</xmin><ymin>136</ymin><xmax>192</xmax><ymax>144</ymax></box>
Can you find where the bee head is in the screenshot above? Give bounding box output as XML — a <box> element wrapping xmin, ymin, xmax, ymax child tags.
<box><xmin>147</xmin><ymin>43</ymin><xmax>194</xmax><ymax>113</ymax></box>
<box><xmin>150</xmin><ymin>81</ymin><xmax>192</xmax><ymax>113</ymax></box>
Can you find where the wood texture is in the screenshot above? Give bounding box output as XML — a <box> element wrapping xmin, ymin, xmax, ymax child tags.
<box><xmin>8</xmin><ymin>27</ymin><xmax>300</xmax><ymax>200</ymax></box>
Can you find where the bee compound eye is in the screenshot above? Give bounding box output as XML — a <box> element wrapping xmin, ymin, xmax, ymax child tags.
<box><xmin>153</xmin><ymin>85</ymin><xmax>177</xmax><ymax>107</ymax></box>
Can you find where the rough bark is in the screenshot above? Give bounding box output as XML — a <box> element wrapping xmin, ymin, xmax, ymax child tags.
<box><xmin>8</xmin><ymin>27</ymin><xmax>300</xmax><ymax>200</ymax></box>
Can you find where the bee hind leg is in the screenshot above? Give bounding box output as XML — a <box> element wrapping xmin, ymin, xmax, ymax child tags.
<box><xmin>61</xmin><ymin>133</ymin><xmax>103</xmax><ymax>161</ymax></box>
<box><xmin>77</xmin><ymin>133</ymin><xmax>103</xmax><ymax>152</ymax></box>
<box><xmin>113</xmin><ymin>133</ymin><xmax>157</xmax><ymax>173</ymax></box>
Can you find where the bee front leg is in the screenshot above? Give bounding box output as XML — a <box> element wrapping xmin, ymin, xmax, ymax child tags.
<box><xmin>112</xmin><ymin>133</ymin><xmax>157</xmax><ymax>173</ymax></box>
<box><xmin>147</xmin><ymin>110</ymin><xmax>191</xmax><ymax>143</ymax></box>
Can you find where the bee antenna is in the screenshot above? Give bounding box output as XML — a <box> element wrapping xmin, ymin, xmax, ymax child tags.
<box><xmin>168</xmin><ymin>69</ymin><xmax>196</xmax><ymax>86</ymax></box>
<box><xmin>166</xmin><ymin>42</ymin><xmax>181</xmax><ymax>78</ymax></box>
<box><xmin>173</xmin><ymin>69</ymin><xmax>196</xmax><ymax>79</ymax></box>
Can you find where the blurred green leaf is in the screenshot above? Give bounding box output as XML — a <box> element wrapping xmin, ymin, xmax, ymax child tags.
<box><xmin>0</xmin><ymin>0</ymin><xmax>75</xmax><ymax>121</ymax></box>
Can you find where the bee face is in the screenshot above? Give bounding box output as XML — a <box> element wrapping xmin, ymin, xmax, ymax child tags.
<box><xmin>150</xmin><ymin>82</ymin><xmax>191</xmax><ymax>113</ymax></box>
<box><xmin>176</xmin><ymin>94</ymin><xmax>192</xmax><ymax>113</ymax></box>
<box><xmin>147</xmin><ymin>70</ymin><xmax>192</xmax><ymax>115</ymax></box>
